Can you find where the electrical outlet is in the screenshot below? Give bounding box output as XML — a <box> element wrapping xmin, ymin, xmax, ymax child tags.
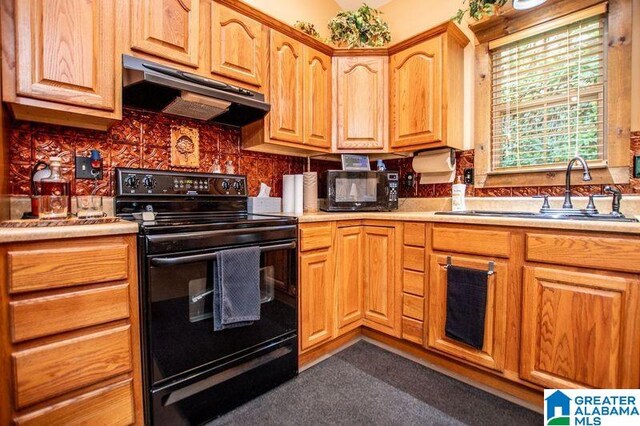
<box><xmin>75</xmin><ymin>156</ymin><xmax>103</xmax><ymax>179</ymax></box>
<box><xmin>463</xmin><ymin>168</ymin><xmax>474</xmax><ymax>185</ymax></box>
<box><xmin>404</xmin><ymin>172</ymin><xmax>416</xmax><ymax>189</ymax></box>
<box><xmin>635</xmin><ymin>155</ymin><xmax>640</xmax><ymax>178</ymax></box>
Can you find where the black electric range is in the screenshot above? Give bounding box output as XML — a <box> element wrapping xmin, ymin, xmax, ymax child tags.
<box><xmin>115</xmin><ymin>168</ymin><xmax>298</xmax><ymax>425</ymax></box>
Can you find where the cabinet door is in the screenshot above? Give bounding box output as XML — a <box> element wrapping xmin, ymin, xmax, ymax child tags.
<box><xmin>299</xmin><ymin>250</ymin><xmax>334</xmax><ymax>351</ymax></box>
<box><xmin>335</xmin><ymin>226</ymin><xmax>363</xmax><ymax>334</ymax></box>
<box><xmin>211</xmin><ymin>3</ymin><xmax>265</xmax><ymax>87</ymax></box>
<box><xmin>12</xmin><ymin>0</ymin><xmax>116</xmax><ymax>110</ymax></box>
<box><xmin>390</xmin><ymin>37</ymin><xmax>442</xmax><ymax>148</ymax></box>
<box><xmin>335</xmin><ymin>57</ymin><xmax>388</xmax><ymax>150</ymax></box>
<box><xmin>363</xmin><ymin>226</ymin><xmax>396</xmax><ymax>334</ymax></box>
<box><xmin>269</xmin><ymin>31</ymin><xmax>304</xmax><ymax>144</ymax></box>
<box><xmin>303</xmin><ymin>47</ymin><xmax>332</xmax><ymax>149</ymax></box>
<box><xmin>427</xmin><ymin>254</ymin><xmax>508</xmax><ymax>372</ymax></box>
<box><xmin>131</xmin><ymin>0</ymin><xmax>200</xmax><ymax>67</ymax></box>
<box><xmin>521</xmin><ymin>266</ymin><xmax>640</xmax><ymax>389</ymax></box>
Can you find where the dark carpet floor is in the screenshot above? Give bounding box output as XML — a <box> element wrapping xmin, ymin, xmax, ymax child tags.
<box><xmin>209</xmin><ymin>340</ymin><xmax>542</xmax><ymax>426</ymax></box>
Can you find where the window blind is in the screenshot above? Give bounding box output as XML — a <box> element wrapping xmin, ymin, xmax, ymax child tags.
<box><xmin>490</xmin><ymin>15</ymin><xmax>606</xmax><ymax>171</ymax></box>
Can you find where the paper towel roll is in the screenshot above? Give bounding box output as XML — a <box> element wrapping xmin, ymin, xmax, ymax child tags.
<box><xmin>282</xmin><ymin>175</ymin><xmax>295</xmax><ymax>213</ymax></box>
<box><xmin>303</xmin><ymin>172</ymin><xmax>318</xmax><ymax>213</ymax></box>
<box><xmin>412</xmin><ymin>149</ymin><xmax>456</xmax><ymax>184</ymax></box>
<box><xmin>294</xmin><ymin>174</ymin><xmax>304</xmax><ymax>215</ymax></box>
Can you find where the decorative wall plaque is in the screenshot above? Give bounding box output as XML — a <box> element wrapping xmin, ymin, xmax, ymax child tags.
<box><xmin>170</xmin><ymin>126</ymin><xmax>200</xmax><ymax>168</ymax></box>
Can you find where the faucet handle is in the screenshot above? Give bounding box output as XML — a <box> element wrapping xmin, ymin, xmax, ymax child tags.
<box><xmin>585</xmin><ymin>195</ymin><xmax>598</xmax><ymax>213</ymax></box>
<box><xmin>603</xmin><ymin>186</ymin><xmax>623</xmax><ymax>216</ymax></box>
<box><xmin>533</xmin><ymin>194</ymin><xmax>550</xmax><ymax>211</ymax></box>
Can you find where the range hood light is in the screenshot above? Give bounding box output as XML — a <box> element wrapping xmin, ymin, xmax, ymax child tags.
<box><xmin>513</xmin><ymin>0</ymin><xmax>547</xmax><ymax>10</ymax></box>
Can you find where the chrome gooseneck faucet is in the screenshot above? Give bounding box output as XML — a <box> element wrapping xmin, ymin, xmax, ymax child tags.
<box><xmin>563</xmin><ymin>156</ymin><xmax>592</xmax><ymax>209</ymax></box>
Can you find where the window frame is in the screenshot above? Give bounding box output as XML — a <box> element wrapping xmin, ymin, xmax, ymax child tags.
<box><xmin>471</xmin><ymin>0</ymin><xmax>632</xmax><ymax>189</ymax></box>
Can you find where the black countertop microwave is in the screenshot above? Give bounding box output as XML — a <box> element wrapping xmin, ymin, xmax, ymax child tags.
<box><xmin>321</xmin><ymin>170</ymin><xmax>399</xmax><ymax>212</ymax></box>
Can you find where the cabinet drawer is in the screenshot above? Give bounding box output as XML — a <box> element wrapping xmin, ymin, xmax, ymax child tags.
<box><xmin>432</xmin><ymin>226</ymin><xmax>511</xmax><ymax>258</ymax></box>
<box><xmin>402</xmin><ymin>317</ymin><xmax>424</xmax><ymax>345</ymax></box>
<box><xmin>299</xmin><ymin>223</ymin><xmax>332</xmax><ymax>252</ymax></box>
<box><xmin>402</xmin><ymin>294</ymin><xmax>424</xmax><ymax>321</ymax></box>
<box><xmin>526</xmin><ymin>233</ymin><xmax>640</xmax><ymax>273</ymax></box>
<box><xmin>403</xmin><ymin>223</ymin><xmax>425</xmax><ymax>247</ymax></box>
<box><xmin>8</xmin><ymin>244</ymin><xmax>128</xmax><ymax>293</ymax></box>
<box><xmin>13</xmin><ymin>325</ymin><xmax>132</xmax><ymax>408</ymax></box>
<box><xmin>402</xmin><ymin>270</ymin><xmax>424</xmax><ymax>296</ymax></box>
<box><xmin>15</xmin><ymin>380</ymin><xmax>134</xmax><ymax>426</ymax></box>
<box><xmin>10</xmin><ymin>284</ymin><xmax>130</xmax><ymax>342</ymax></box>
<box><xmin>403</xmin><ymin>246</ymin><xmax>425</xmax><ymax>272</ymax></box>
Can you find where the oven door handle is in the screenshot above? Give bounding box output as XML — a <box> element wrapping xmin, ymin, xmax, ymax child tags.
<box><xmin>150</xmin><ymin>241</ymin><xmax>297</xmax><ymax>267</ymax></box>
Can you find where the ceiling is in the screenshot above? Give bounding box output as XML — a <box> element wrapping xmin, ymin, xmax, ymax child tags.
<box><xmin>334</xmin><ymin>0</ymin><xmax>393</xmax><ymax>10</ymax></box>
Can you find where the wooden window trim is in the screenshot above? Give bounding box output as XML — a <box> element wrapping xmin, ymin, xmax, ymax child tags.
<box><xmin>472</xmin><ymin>0</ymin><xmax>632</xmax><ymax>188</ymax></box>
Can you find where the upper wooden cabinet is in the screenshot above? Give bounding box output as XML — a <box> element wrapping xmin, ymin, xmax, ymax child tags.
<box><xmin>303</xmin><ymin>47</ymin><xmax>332</xmax><ymax>149</ymax></box>
<box><xmin>130</xmin><ymin>0</ymin><xmax>200</xmax><ymax>68</ymax></box>
<box><xmin>269</xmin><ymin>31</ymin><xmax>304</xmax><ymax>144</ymax></box>
<box><xmin>1</xmin><ymin>0</ymin><xmax>119</xmax><ymax>130</ymax></box>
<box><xmin>390</xmin><ymin>23</ymin><xmax>468</xmax><ymax>151</ymax></box>
<box><xmin>521</xmin><ymin>266</ymin><xmax>640</xmax><ymax>389</ymax></box>
<box><xmin>211</xmin><ymin>3</ymin><xmax>266</xmax><ymax>87</ymax></box>
<box><xmin>334</xmin><ymin>56</ymin><xmax>389</xmax><ymax>151</ymax></box>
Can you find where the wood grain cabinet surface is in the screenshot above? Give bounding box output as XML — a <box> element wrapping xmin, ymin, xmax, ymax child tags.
<box><xmin>520</xmin><ymin>266</ymin><xmax>640</xmax><ymax>389</ymax></box>
<box><xmin>299</xmin><ymin>249</ymin><xmax>335</xmax><ymax>352</ymax></box>
<box><xmin>335</xmin><ymin>226</ymin><xmax>364</xmax><ymax>335</ymax></box>
<box><xmin>211</xmin><ymin>3</ymin><xmax>266</xmax><ymax>87</ymax></box>
<box><xmin>303</xmin><ymin>47</ymin><xmax>332</xmax><ymax>149</ymax></box>
<box><xmin>334</xmin><ymin>56</ymin><xmax>389</xmax><ymax>151</ymax></box>
<box><xmin>0</xmin><ymin>235</ymin><xmax>143</xmax><ymax>425</ymax></box>
<box><xmin>130</xmin><ymin>0</ymin><xmax>200</xmax><ymax>67</ymax></box>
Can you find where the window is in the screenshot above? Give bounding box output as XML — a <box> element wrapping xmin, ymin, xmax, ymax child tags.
<box><xmin>490</xmin><ymin>15</ymin><xmax>606</xmax><ymax>172</ymax></box>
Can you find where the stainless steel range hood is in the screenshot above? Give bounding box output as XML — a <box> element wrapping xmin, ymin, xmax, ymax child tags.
<box><xmin>122</xmin><ymin>55</ymin><xmax>270</xmax><ymax>127</ymax></box>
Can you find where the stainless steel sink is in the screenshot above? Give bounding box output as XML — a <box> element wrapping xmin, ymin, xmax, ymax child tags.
<box><xmin>435</xmin><ymin>210</ymin><xmax>639</xmax><ymax>222</ymax></box>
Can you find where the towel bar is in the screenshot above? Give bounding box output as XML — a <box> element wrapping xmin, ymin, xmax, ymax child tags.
<box><xmin>444</xmin><ymin>256</ymin><xmax>495</xmax><ymax>276</ymax></box>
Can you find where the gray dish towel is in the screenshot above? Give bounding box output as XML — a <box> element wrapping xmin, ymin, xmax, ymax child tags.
<box><xmin>213</xmin><ymin>246</ymin><xmax>261</xmax><ymax>331</ymax></box>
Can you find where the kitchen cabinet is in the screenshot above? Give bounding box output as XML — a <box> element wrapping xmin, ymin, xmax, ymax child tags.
<box><xmin>362</xmin><ymin>225</ymin><xmax>399</xmax><ymax>336</ymax></box>
<box><xmin>427</xmin><ymin>254</ymin><xmax>509</xmax><ymax>372</ymax></box>
<box><xmin>299</xmin><ymin>250</ymin><xmax>335</xmax><ymax>352</ymax></box>
<box><xmin>211</xmin><ymin>3</ymin><xmax>266</xmax><ymax>88</ymax></box>
<box><xmin>130</xmin><ymin>0</ymin><xmax>200</xmax><ymax>68</ymax></box>
<box><xmin>269</xmin><ymin>31</ymin><xmax>304</xmax><ymax>144</ymax></box>
<box><xmin>0</xmin><ymin>235</ymin><xmax>143</xmax><ymax>425</ymax></box>
<box><xmin>1</xmin><ymin>0</ymin><xmax>119</xmax><ymax>130</ymax></box>
<box><xmin>303</xmin><ymin>47</ymin><xmax>332</xmax><ymax>149</ymax></box>
<box><xmin>389</xmin><ymin>22</ymin><xmax>468</xmax><ymax>151</ymax></box>
<box><xmin>335</xmin><ymin>225</ymin><xmax>364</xmax><ymax>335</ymax></box>
<box><xmin>521</xmin><ymin>269</ymin><xmax>640</xmax><ymax>389</ymax></box>
<box><xmin>401</xmin><ymin>223</ymin><xmax>426</xmax><ymax>344</ymax></box>
<box><xmin>334</xmin><ymin>56</ymin><xmax>389</xmax><ymax>151</ymax></box>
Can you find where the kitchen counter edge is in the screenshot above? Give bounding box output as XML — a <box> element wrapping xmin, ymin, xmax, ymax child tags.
<box><xmin>0</xmin><ymin>220</ymin><xmax>139</xmax><ymax>243</ymax></box>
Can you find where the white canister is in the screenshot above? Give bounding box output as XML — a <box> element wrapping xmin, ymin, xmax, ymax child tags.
<box><xmin>451</xmin><ymin>178</ymin><xmax>466</xmax><ymax>212</ymax></box>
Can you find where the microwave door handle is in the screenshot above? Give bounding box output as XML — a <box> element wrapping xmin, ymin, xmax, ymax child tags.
<box><xmin>150</xmin><ymin>241</ymin><xmax>297</xmax><ymax>267</ymax></box>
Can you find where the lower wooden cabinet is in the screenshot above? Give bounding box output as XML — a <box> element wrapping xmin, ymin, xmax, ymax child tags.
<box><xmin>0</xmin><ymin>235</ymin><xmax>143</xmax><ymax>425</ymax></box>
<box><xmin>520</xmin><ymin>266</ymin><xmax>640</xmax><ymax>389</ymax></box>
<box><xmin>362</xmin><ymin>226</ymin><xmax>400</xmax><ymax>336</ymax></box>
<box><xmin>299</xmin><ymin>249</ymin><xmax>335</xmax><ymax>351</ymax></box>
<box><xmin>427</xmin><ymin>254</ymin><xmax>509</xmax><ymax>372</ymax></box>
<box><xmin>335</xmin><ymin>226</ymin><xmax>364</xmax><ymax>335</ymax></box>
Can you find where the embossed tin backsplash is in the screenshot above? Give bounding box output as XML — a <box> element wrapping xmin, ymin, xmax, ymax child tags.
<box><xmin>7</xmin><ymin>108</ymin><xmax>640</xmax><ymax>199</ymax></box>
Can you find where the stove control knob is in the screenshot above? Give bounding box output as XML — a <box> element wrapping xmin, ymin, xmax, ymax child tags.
<box><xmin>124</xmin><ymin>175</ymin><xmax>140</xmax><ymax>189</ymax></box>
<box><xmin>221</xmin><ymin>180</ymin><xmax>230</xmax><ymax>191</ymax></box>
<box><xmin>143</xmin><ymin>176</ymin><xmax>156</xmax><ymax>190</ymax></box>
<box><xmin>233</xmin><ymin>180</ymin><xmax>244</xmax><ymax>193</ymax></box>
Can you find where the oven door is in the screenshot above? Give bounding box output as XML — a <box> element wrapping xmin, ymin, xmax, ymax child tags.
<box><xmin>144</xmin><ymin>240</ymin><xmax>297</xmax><ymax>387</ymax></box>
<box><xmin>324</xmin><ymin>171</ymin><xmax>389</xmax><ymax>211</ymax></box>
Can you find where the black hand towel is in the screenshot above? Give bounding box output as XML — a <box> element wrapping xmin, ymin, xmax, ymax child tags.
<box><xmin>445</xmin><ymin>265</ymin><xmax>488</xmax><ymax>350</ymax></box>
<box><xmin>213</xmin><ymin>246</ymin><xmax>261</xmax><ymax>331</ymax></box>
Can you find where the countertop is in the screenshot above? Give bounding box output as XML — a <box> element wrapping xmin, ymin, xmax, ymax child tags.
<box><xmin>0</xmin><ymin>219</ymin><xmax>139</xmax><ymax>243</ymax></box>
<box><xmin>267</xmin><ymin>211</ymin><xmax>640</xmax><ymax>235</ymax></box>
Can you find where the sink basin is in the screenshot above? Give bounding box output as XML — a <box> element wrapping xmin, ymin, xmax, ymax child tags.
<box><xmin>435</xmin><ymin>210</ymin><xmax>639</xmax><ymax>223</ymax></box>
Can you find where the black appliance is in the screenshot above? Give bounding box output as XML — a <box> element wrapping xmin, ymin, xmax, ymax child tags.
<box><xmin>115</xmin><ymin>168</ymin><xmax>298</xmax><ymax>425</ymax></box>
<box><xmin>322</xmin><ymin>170</ymin><xmax>399</xmax><ymax>212</ymax></box>
<box><xmin>122</xmin><ymin>55</ymin><xmax>270</xmax><ymax>127</ymax></box>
